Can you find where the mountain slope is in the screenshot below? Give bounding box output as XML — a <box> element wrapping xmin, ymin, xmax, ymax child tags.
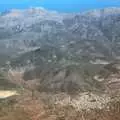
<box><xmin>1</xmin><ymin>7</ymin><xmax>120</xmax><ymax>93</ymax></box>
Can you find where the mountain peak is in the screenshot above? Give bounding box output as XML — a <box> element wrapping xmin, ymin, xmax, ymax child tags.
<box><xmin>82</xmin><ymin>7</ymin><xmax>120</xmax><ymax>17</ymax></box>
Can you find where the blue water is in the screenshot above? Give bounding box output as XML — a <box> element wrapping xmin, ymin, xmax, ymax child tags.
<box><xmin>0</xmin><ymin>0</ymin><xmax>120</xmax><ymax>12</ymax></box>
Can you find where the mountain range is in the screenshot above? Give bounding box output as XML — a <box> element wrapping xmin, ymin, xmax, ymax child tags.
<box><xmin>1</xmin><ymin>7</ymin><xmax>120</xmax><ymax>94</ymax></box>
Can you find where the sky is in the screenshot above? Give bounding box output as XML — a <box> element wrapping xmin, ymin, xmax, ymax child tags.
<box><xmin>0</xmin><ymin>0</ymin><xmax>120</xmax><ymax>12</ymax></box>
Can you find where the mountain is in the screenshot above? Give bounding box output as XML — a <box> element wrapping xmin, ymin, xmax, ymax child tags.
<box><xmin>1</xmin><ymin>7</ymin><xmax>120</xmax><ymax>58</ymax></box>
<box><xmin>1</xmin><ymin>7</ymin><xmax>120</xmax><ymax>93</ymax></box>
